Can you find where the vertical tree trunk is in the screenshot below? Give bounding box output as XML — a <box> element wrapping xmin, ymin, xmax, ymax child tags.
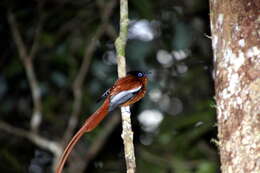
<box><xmin>210</xmin><ymin>0</ymin><xmax>260</xmax><ymax>172</ymax></box>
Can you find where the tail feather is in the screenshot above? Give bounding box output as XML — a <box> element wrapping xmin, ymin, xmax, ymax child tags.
<box><xmin>56</xmin><ymin>99</ymin><xmax>110</xmax><ymax>173</ymax></box>
<box><xmin>84</xmin><ymin>99</ymin><xmax>110</xmax><ymax>132</ymax></box>
<box><xmin>56</xmin><ymin>126</ymin><xmax>85</xmax><ymax>173</ymax></box>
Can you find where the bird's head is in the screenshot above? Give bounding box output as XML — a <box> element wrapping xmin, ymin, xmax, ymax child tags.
<box><xmin>127</xmin><ymin>71</ymin><xmax>151</xmax><ymax>78</ymax></box>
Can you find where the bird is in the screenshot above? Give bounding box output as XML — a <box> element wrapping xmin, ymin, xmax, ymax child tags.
<box><xmin>56</xmin><ymin>70</ymin><xmax>149</xmax><ymax>173</ymax></box>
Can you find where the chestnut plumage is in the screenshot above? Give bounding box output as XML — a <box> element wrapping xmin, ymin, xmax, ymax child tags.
<box><xmin>56</xmin><ymin>71</ymin><xmax>148</xmax><ymax>173</ymax></box>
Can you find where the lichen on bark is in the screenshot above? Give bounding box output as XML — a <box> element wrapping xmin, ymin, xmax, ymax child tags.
<box><xmin>210</xmin><ymin>0</ymin><xmax>260</xmax><ymax>172</ymax></box>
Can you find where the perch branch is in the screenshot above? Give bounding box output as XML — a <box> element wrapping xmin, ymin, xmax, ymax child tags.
<box><xmin>115</xmin><ymin>1</ymin><xmax>136</xmax><ymax>173</ymax></box>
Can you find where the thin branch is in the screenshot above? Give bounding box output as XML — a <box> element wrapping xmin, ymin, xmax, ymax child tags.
<box><xmin>7</xmin><ymin>5</ymin><xmax>61</xmax><ymax>172</ymax></box>
<box><xmin>67</xmin><ymin>113</ymin><xmax>121</xmax><ymax>173</ymax></box>
<box><xmin>0</xmin><ymin>121</ymin><xmax>62</xmax><ymax>172</ymax></box>
<box><xmin>62</xmin><ymin>0</ymin><xmax>117</xmax><ymax>144</ymax></box>
<box><xmin>6</xmin><ymin>1</ymin><xmax>119</xmax><ymax>173</ymax></box>
<box><xmin>7</xmin><ymin>11</ymin><xmax>43</xmax><ymax>133</ymax></box>
<box><xmin>30</xmin><ymin>1</ymin><xmax>45</xmax><ymax>58</ymax></box>
<box><xmin>7</xmin><ymin>12</ymin><xmax>28</xmax><ymax>60</ymax></box>
<box><xmin>115</xmin><ymin>0</ymin><xmax>136</xmax><ymax>173</ymax></box>
<box><xmin>30</xmin><ymin>16</ymin><xmax>44</xmax><ymax>59</ymax></box>
<box><xmin>24</xmin><ymin>59</ymin><xmax>42</xmax><ymax>133</ymax></box>
<box><xmin>139</xmin><ymin>147</ymin><xmax>173</xmax><ymax>168</ymax></box>
<box><xmin>0</xmin><ymin>121</ymin><xmax>62</xmax><ymax>154</ymax></box>
<box><xmin>84</xmin><ymin>113</ymin><xmax>121</xmax><ymax>167</ymax></box>
<box><xmin>62</xmin><ymin>25</ymin><xmax>95</xmax><ymax>145</ymax></box>
<box><xmin>105</xmin><ymin>23</ymin><xmax>118</xmax><ymax>39</ymax></box>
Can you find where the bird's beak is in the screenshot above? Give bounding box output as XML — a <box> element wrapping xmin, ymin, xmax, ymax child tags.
<box><xmin>145</xmin><ymin>71</ymin><xmax>152</xmax><ymax>76</ymax></box>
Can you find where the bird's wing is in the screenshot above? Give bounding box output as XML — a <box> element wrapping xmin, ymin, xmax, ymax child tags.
<box><xmin>96</xmin><ymin>88</ymin><xmax>111</xmax><ymax>102</ymax></box>
<box><xmin>109</xmin><ymin>86</ymin><xmax>141</xmax><ymax>111</ymax></box>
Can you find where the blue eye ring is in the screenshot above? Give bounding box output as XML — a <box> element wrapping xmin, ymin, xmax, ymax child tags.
<box><xmin>137</xmin><ymin>72</ymin><xmax>143</xmax><ymax>77</ymax></box>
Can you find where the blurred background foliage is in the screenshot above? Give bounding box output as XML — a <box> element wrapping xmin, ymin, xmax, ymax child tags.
<box><xmin>0</xmin><ymin>0</ymin><xmax>218</xmax><ymax>172</ymax></box>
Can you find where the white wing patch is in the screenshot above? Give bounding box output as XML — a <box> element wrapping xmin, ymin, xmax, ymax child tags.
<box><xmin>109</xmin><ymin>86</ymin><xmax>141</xmax><ymax>111</ymax></box>
<box><xmin>111</xmin><ymin>86</ymin><xmax>141</xmax><ymax>104</ymax></box>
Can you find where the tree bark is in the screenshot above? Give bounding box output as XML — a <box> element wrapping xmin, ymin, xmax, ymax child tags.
<box><xmin>210</xmin><ymin>0</ymin><xmax>260</xmax><ymax>172</ymax></box>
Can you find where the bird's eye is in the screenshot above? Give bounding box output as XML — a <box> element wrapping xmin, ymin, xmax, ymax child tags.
<box><xmin>137</xmin><ymin>72</ymin><xmax>143</xmax><ymax>77</ymax></box>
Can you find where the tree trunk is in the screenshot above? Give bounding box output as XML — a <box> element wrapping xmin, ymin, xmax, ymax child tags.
<box><xmin>210</xmin><ymin>0</ymin><xmax>260</xmax><ymax>172</ymax></box>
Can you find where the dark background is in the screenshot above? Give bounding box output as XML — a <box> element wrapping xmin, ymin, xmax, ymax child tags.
<box><xmin>0</xmin><ymin>0</ymin><xmax>218</xmax><ymax>172</ymax></box>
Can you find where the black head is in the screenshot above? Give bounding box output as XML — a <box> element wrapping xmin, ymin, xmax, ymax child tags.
<box><xmin>127</xmin><ymin>71</ymin><xmax>150</xmax><ymax>78</ymax></box>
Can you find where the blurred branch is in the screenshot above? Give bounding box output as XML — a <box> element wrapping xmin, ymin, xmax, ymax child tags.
<box><xmin>140</xmin><ymin>147</ymin><xmax>172</xmax><ymax>168</ymax></box>
<box><xmin>30</xmin><ymin>1</ymin><xmax>45</xmax><ymax>58</ymax></box>
<box><xmin>67</xmin><ymin>113</ymin><xmax>121</xmax><ymax>173</ymax></box>
<box><xmin>140</xmin><ymin>147</ymin><xmax>212</xmax><ymax>171</ymax></box>
<box><xmin>0</xmin><ymin>121</ymin><xmax>62</xmax><ymax>165</ymax></box>
<box><xmin>105</xmin><ymin>23</ymin><xmax>118</xmax><ymax>39</ymax></box>
<box><xmin>115</xmin><ymin>1</ymin><xmax>136</xmax><ymax>173</ymax></box>
<box><xmin>98</xmin><ymin>1</ymin><xmax>117</xmax><ymax>39</ymax></box>
<box><xmin>7</xmin><ymin>9</ymin><xmax>44</xmax><ymax>133</ymax></box>
<box><xmin>84</xmin><ymin>113</ymin><xmax>120</xmax><ymax>167</ymax></box>
<box><xmin>7</xmin><ymin>12</ymin><xmax>28</xmax><ymax>59</ymax></box>
<box><xmin>6</xmin><ymin>6</ymin><xmax>63</xmax><ymax>172</ymax></box>
<box><xmin>62</xmin><ymin>0</ymin><xmax>117</xmax><ymax>144</ymax></box>
<box><xmin>30</xmin><ymin>17</ymin><xmax>44</xmax><ymax>59</ymax></box>
<box><xmin>6</xmin><ymin>1</ymin><xmax>119</xmax><ymax>173</ymax></box>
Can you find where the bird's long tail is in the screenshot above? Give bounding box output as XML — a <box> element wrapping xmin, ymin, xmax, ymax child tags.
<box><xmin>56</xmin><ymin>98</ymin><xmax>110</xmax><ymax>173</ymax></box>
